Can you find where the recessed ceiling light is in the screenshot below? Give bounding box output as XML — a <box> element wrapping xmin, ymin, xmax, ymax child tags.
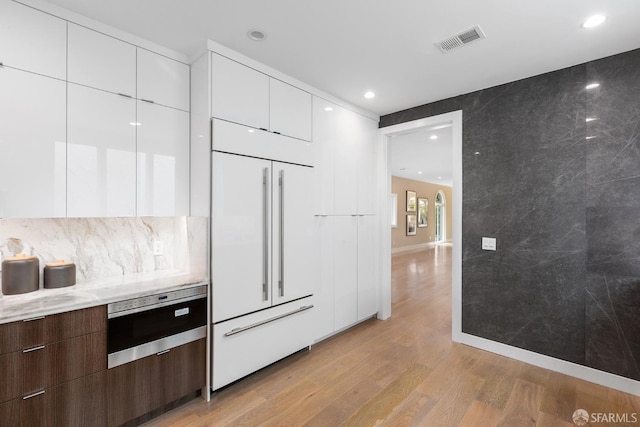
<box><xmin>586</xmin><ymin>82</ymin><xmax>600</xmax><ymax>90</ymax></box>
<box><xmin>417</xmin><ymin>171</ymin><xmax>423</xmax><ymax>175</ymax></box>
<box><xmin>437</xmin><ymin>176</ymin><xmax>443</xmax><ymax>180</ymax></box>
<box><xmin>364</xmin><ymin>91</ymin><xmax>375</xmax><ymax>99</ymax></box>
<box><xmin>129</xmin><ymin>122</ymin><xmax>141</xmax><ymax>126</ymax></box>
<box><xmin>582</xmin><ymin>15</ymin><xmax>606</xmax><ymax>28</ymax></box>
<box><xmin>324</xmin><ymin>107</ymin><xmax>333</xmax><ymax>112</ymax></box>
<box><xmin>247</xmin><ymin>30</ymin><xmax>266</xmax><ymax>41</ymax></box>
<box><xmin>430</xmin><ymin>135</ymin><xmax>438</xmax><ymax>140</ymax></box>
<box><xmin>474</xmin><ymin>151</ymin><xmax>480</xmax><ymax>155</ymax></box>
<box><xmin>586</xmin><ymin>136</ymin><xmax>597</xmax><ymax>140</ymax></box>
<box><xmin>248</xmin><ymin>129</ymin><xmax>255</xmax><ymax>133</ymax></box>
<box><xmin>586</xmin><ymin>117</ymin><xmax>597</xmax><ymax>122</ymax></box>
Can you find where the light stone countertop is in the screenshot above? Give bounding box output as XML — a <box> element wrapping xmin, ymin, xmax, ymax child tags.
<box><xmin>0</xmin><ymin>270</ymin><xmax>208</xmax><ymax>324</ymax></box>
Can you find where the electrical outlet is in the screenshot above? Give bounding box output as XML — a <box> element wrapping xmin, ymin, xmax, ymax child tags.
<box><xmin>482</xmin><ymin>237</ymin><xmax>496</xmax><ymax>251</ymax></box>
<box><xmin>153</xmin><ymin>241</ymin><xmax>164</xmax><ymax>256</ymax></box>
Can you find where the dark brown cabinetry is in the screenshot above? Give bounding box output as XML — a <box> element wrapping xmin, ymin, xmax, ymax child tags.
<box><xmin>0</xmin><ymin>306</ymin><xmax>107</xmax><ymax>427</ymax></box>
<box><xmin>107</xmin><ymin>338</ymin><xmax>206</xmax><ymax>427</ymax></box>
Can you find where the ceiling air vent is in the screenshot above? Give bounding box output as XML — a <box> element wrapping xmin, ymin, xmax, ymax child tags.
<box><xmin>435</xmin><ymin>25</ymin><xmax>486</xmax><ymax>53</ymax></box>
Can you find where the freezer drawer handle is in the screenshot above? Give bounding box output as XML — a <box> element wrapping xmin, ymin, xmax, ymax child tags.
<box><xmin>224</xmin><ymin>304</ymin><xmax>314</xmax><ymax>337</ymax></box>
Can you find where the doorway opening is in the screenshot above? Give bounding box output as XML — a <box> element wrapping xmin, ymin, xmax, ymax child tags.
<box><xmin>377</xmin><ymin>110</ymin><xmax>462</xmax><ymax>342</ymax></box>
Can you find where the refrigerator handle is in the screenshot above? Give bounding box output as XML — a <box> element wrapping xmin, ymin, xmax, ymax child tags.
<box><xmin>262</xmin><ymin>167</ymin><xmax>269</xmax><ymax>301</ymax></box>
<box><xmin>279</xmin><ymin>169</ymin><xmax>284</xmax><ymax>297</ymax></box>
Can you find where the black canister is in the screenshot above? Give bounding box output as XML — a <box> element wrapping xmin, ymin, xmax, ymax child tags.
<box><xmin>1</xmin><ymin>255</ymin><xmax>39</xmax><ymax>295</ymax></box>
<box><xmin>44</xmin><ymin>260</ymin><xmax>76</xmax><ymax>289</ymax></box>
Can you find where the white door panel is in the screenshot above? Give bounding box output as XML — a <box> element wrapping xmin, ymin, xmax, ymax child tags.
<box><xmin>272</xmin><ymin>162</ymin><xmax>315</xmax><ymax>306</ymax></box>
<box><xmin>211</xmin><ymin>152</ymin><xmax>272</xmax><ymax>322</ymax></box>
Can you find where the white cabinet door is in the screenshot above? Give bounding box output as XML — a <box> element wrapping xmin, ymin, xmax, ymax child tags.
<box><xmin>68</xmin><ymin>23</ymin><xmax>136</xmax><ymax>97</ymax></box>
<box><xmin>357</xmin><ymin>215</ymin><xmax>378</xmax><ymax>319</ymax></box>
<box><xmin>272</xmin><ymin>162</ymin><xmax>315</xmax><ymax>306</ymax></box>
<box><xmin>313</xmin><ymin>215</ymin><xmax>335</xmax><ymax>341</ymax></box>
<box><xmin>137</xmin><ymin>49</ymin><xmax>190</xmax><ymax>111</ymax></box>
<box><xmin>211</xmin><ymin>152</ymin><xmax>272</xmax><ymax>322</ymax></box>
<box><xmin>136</xmin><ymin>102</ymin><xmax>189</xmax><ymax>216</ymax></box>
<box><xmin>0</xmin><ymin>1</ymin><xmax>66</xmax><ymax>80</ymax></box>
<box><xmin>0</xmin><ymin>68</ymin><xmax>66</xmax><ymax>218</ymax></box>
<box><xmin>312</xmin><ymin>97</ymin><xmax>336</xmax><ymax>215</ymax></box>
<box><xmin>67</xmin><ymin>84</ymin><xmax>136</xmax><ymax>217</ymax></box>
<box><xmin>270</xmin><ymin>79</ymin><xmax>311</xmax><ymax>141</ymax></box>
<box><xmin>210</xmin><ymin>53</ymin><xmax>269</xmax><ymax>130</ymax></box>
<box><xmin>356</xmin><ymin>115</ymin><xmax>379</xmax><ymax>215</ymax></box>
<box><xmin>333</xmin><ymin>106</ymin><xmax>359</xmax><ymax>215</ymax></box>
<box><xmin>333</xmin><ymin>216</ymin><xmax>358</xmax><ymax>331</ymax></box>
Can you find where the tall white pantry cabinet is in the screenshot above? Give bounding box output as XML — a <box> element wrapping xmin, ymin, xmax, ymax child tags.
<box><xmin>191</xmin><ymin>43</ymin><xmax>380</xmax><ymax>390</ymax></box>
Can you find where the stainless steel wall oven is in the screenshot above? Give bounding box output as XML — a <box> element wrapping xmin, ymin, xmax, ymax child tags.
<box><xmin>107</xmin><ymin>285</ymin><xmax>207</xmax><ymax>368</ymax></box>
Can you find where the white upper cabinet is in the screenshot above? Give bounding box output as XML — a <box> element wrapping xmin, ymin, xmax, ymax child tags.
<box><xmin>68</xmin><ymin>23</ymin><xmax>136</xmax><ymax>97</ymax></box>
<box><xmin>356</xmin><ymin>114</ymin><xmax>379</xmax><ymax>215</ymax></box>
<box><xmin>0</xmin><ymin>1</ymin><xmax>66</xmax><ymax>80</ymax></box>
<box><xmin>67</xmin><ymin>84</ymin><xmax>136</xmax><ymax>217</ymax></box>
<box><xmin>312</xmin><ymin>96</ymin><xmax>379</xmax><ymax>215</ymax></box>
<box><xmin>0</xmin><ymin>67</ymin><xmax>66</xmax><ymax>218</ymax></box>
<box><xmin>210</xmin><ymin>53</ymin><xmax>311</xmax><ymax>141</ymax></box>
<box><xmin>211</xmin><ymin>53</ymin><xmax>269</xmax><ymax>130</ymax></box>
<box><xmin>270</xmin><ymin>79</ymin><xmax>312</xmax><ymax>141</ymax></box>
<box><xmin>137</xmin><ymin>49</ymin><xmax>190</xmax><ymax>111</ymax></box>
<box><xmin>312</xmin><ymin>97</ymin><xmax>336</xmax><ymax>215</ymax></box>
<box><xmin>136</xmin><ymin>101</ymin><xmax>189</xmax><ymax>216</ymax></box>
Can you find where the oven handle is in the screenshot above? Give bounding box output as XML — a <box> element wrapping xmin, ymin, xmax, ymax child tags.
<box><xmin>224</xmin><ymin>304</ymin><xmax>313</xmax><ymax>337</ymax></box>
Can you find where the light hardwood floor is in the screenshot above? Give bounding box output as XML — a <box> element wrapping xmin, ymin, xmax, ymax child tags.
<box><xmin>144</xmin><ymin>244</ymin><xmax>640</xmax><ymax>426</ymax></box>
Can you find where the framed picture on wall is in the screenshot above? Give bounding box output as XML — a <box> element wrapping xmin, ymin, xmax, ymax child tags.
<box><xmin>406</xmin><ymin>190</ymin><xmax>417</xmax><ymax>212</ymax></box>
<box><xmin>406</xmin><ymin>214</ymin><xmax>417</xmax><ymax>236</ymax></box>
<box><xmin>418</xmin><ymin>198</ymin><xmax>428</xmax><ymax>227</ymax></box>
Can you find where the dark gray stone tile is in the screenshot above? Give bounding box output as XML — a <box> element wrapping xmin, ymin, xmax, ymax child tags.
<box><xmin>587</xmin><ymin>50</ymin><xmax>640</xmax><ymax>207</ymax></box>
<box><xmin>587</xmin><ymin>206</ymin><xmax>640</xmax><ymax>277</ymax></box>
<box><xmin>586</xmin><ymin>272</ymin><xmax>640</xmax><ymax>380</ymax></box>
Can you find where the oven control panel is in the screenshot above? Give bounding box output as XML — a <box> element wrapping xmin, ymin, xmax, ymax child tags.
<box><xmin>108</xmin><ymin>285</ymin><xmax>207</xmax><ymax>317</ymax></box>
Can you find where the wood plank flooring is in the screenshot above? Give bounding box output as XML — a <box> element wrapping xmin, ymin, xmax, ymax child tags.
<box><xmin>144</xmin><ymin>244</ymin><xmax>640</xmax><ymax>426</ymax></box>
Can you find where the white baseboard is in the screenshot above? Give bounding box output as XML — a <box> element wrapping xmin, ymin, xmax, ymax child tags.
<box><xmin>455</xmin><ymin>332</ymin><xmax>640</xmax><ymax>396</ymax></box>
<box><xmin>391</xmin><ymin>240</ymin><xmax>452</xmax><ymax>254</ymax></box>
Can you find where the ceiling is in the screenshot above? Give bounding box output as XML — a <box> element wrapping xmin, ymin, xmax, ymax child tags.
<box><xmin>37</xmin><ymin>0</ymin><xmax>640</xmax><ymax>116</ymax></box>
<box><xmin>390</xmin><ymin>124</ymin><xmax>453</xmax><ymax>186</ymax></box>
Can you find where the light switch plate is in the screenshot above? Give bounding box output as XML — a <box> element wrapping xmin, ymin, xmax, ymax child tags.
<box><xmin>482</xmin><ymin>237</ymin><xmax>496</xmax><ymax>251</ymax></box>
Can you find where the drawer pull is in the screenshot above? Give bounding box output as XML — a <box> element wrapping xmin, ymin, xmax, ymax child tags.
<box><xmin>23</xmin><ymin>345</ymin><xmax>45</xmax><ymax>353</ymax></box>
<box><xmin>117</xmin><ymin>93</ymin><xmax>133</xmax><ymax>98</ymax></box>
<box><xmin>23</xmin><ymin>316</ymin><xmax>45</xmax><ymax>322</ymax></box>
<box><xmin>141</xmin><ymin>98</ymin><xmax>155</xmax><ymax>103</ymax></box>
<box><xmin>224</xmin><ymin>304</ymin><xmax>314</xmax><ymax>337</ymax></box>
<box><xmin>156</xmin><ymin>349</ymin><xmax>171</xmax><ymax>356</ymax></box>
<box><xmin>23</xmin><ymin>390</ymin><xmax>45</xmax><ymax>400</ymax></box>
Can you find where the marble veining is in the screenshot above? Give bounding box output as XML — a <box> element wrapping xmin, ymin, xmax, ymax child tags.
<box><xmin>383</xmin><ymin>47</ymin><xmax>640</xmax><ymax>380</ymax></box>
<box><xmin>0</xmin><ymin>216</ymin><xmax>207</xmax><ymax>295</ymax></box>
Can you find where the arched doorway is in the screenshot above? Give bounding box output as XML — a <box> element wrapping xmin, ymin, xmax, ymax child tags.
<box><xmin>435</xmin><ymin>190</ymin><xmax>446</xmax><ymax>242</ymax></box>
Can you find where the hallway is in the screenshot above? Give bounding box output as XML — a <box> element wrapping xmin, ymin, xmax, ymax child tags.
<box><xmin>146</xmin><ymin>245</ymin><xmax>640</xmax><ymax>426</ymax></box>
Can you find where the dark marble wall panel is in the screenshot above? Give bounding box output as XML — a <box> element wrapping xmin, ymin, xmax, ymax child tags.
<box><xmin>381</xmin><ymin>47</ymin><xmax>640</xmax><ymax>380</ymax></box>
<box><xmin>584</xmin><ymin>50</ymin><xmax>640</xmax><ymax>379</ymax></box>
<box><xmin>586</xmin><ymin>272</ymin><xmax>640</xmax><ymax>380</ymax></box>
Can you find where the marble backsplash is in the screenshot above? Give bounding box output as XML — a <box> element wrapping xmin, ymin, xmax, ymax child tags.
<box><xmin>0</xmin><ymin>216</ymin><xmax>207</xmax><ymax>292</ymax></box>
